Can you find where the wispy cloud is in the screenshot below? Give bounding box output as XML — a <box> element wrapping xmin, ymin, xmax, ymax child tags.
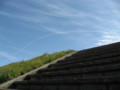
<box><xmin>14</xmin><ymin>33</ymin><xmax>57</xmax><ymax>55</ymax></box>
<box><xmin>1</xmin><ymin>0</ymin><xmax>120</xmax><ymax>61</ymax></box>
<box><xmin>2</xmin><ymin>0</ymin><xmax>115</xmax><ymax>38</ymax></box>
<box><xmin>2</xmin><ymin>0</ymin><xmax>105</xmax><ymax>24</ymax></box>
<box><xmin>2</xmin><ymin>0</ymin><xmax>118</xmax><ymax>27</ymax></box>
<box><xmin>96</xmin><ymin>31</ymin><xmax>120</xmax><ymax>46</ymax></box>
<box><xmin>2</xmin><ymin>0</ymin><xmax>120</xmax><ymax>40</ymax></box>
<box><xmin>0</xmin><ymin>51</ymin><xmax>19</xmax><ymax>61</ymax></box>
<box><xmin>44</xmin><ymin>27</ymin><xmax>68</xmax><ymax>34</ymax></box>
<box><xmin>15</xmin><ymin>27</ymin><xmax>101</xmax><ymax>55</ymax></box>
<box><xmin>0</xmin><ymin>10</ymin><xmax>46</xmax><ymax>23</ymax></box>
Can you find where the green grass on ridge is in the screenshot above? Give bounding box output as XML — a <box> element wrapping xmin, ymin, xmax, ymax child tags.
<box><xmin>0</xmin><ymin>50</ymin><xmax>75</xmax><ymax>84</ymax></box>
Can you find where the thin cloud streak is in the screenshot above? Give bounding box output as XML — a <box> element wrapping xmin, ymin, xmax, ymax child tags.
<box><xmin>0</xmin><ymin>51</ymin><xmax>19</xmax><ymax>61</ymax></box>
<box><xmin>3</xmin><ymin>1</ymin><xmax>105</xmax><ymax>23</ymax></box>
<box><xmin>14</xmin><ymin>27</ymin><xmax>102</xmax><ymax>55</ymax></box>
<box><xmin>96</xmin><ymin>31</ymin><xmax>120</xmax><ymax>46</ymax></box>
<box><xmin>3</xmin><ymin>0</ymin><xmax>119</xmax><ymax>35</ymax></box>
<box><xmin>14</xmin><ymin>33</ymin><xmax>58</xmax><ymax>55</ymax></box>
<box><xmin>2</xmin><ymin>0</ymin><xmax>120</xmax><ymax>43</ymax></box>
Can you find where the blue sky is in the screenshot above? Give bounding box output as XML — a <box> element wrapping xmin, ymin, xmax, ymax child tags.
<box><xmin>0</xmin><ymin>0</ymin><xmax>120</xmax><ymax>66</ymax></box>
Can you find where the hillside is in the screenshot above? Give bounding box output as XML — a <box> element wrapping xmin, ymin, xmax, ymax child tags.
<box><xmin>0</xmin><ymin>50</ymin><xmax>75</xmax><ymax>84</ymax></box>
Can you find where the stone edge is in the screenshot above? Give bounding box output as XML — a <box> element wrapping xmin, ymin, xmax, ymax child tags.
<box><xmin>0</xmin><ymin>51</ymin><xmax>77</xmax><ymax>90</ymax></box>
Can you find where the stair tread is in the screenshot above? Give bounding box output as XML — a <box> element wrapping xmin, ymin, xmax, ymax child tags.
<box><xmin>57</xmin><ymin>50</ymin><xmax>120</xmax><ymax>64</ymax></box>
<box><xmin>12</xmin><ymin>76</ymin><xmax>120</xmax><ymax>86</ymax></box>
<box><xmin>38</xmin><ymin>60</ymin><xmax>120</xmax><ymax>74</ymax></box>
<box><xmin>47</xmin><ymin>56</ymin><xmax>120</xmax><ymax>70</ymax></box>
<box><xmin>38</xmin><ymin>63</ymin><xmax>120</xmax><ymax>76</ymax></box>
<box><xmin>74</xmin><ymin>42</ymin><xmax>120</xmax><ymax>56</ymax></box>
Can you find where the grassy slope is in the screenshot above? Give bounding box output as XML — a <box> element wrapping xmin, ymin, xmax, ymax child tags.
<box><xmin>0</xmin><ymin>50</ymin><xmax>75</xmax><ymax>84</ymax></box>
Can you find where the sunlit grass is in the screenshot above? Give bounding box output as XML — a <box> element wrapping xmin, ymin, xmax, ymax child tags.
<box><xmin>0</xmin><ymin>50</ymin><xmax>75</xmax><ymax>84</ymax></box>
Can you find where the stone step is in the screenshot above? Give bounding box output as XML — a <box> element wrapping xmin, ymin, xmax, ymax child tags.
<box><xmin>57</xmin><ymin>48</ymin><xmax>120</xmax><ymax>64</ymax></box>
<box><xmin>8</xmin><ymin>84</ymin><xmax>120</xmax><ymax>90</ymax></box>
<box><xmin>5</xmin><ymin>89</ymin><xmax>20</xmax><ymax>90</ymax></box>
<box><xmin>49</xmin><ymin>54</ymin><xmax>120</xmax><ymax>69</ymax></box>
<box><xmin>38</xmin><ymin>62</ymin><xmax>120</xmax><ymax>77</ymax></box>
<box><xmin>24</xmin><ymin>63</ymin><xmax>120</xmax><ymax>81</ymax></box>
<box><xmin>24</xmin><ymin>75</ymin><xmax>51</xmax><ymax>80</ymax></box>
<box><xmin>65</xmin><ymin>42</ymin><xmax>120</xmax><ymax>58</ymax></box>
<box><xmin>25</xmin><ymin>69</ymin><xmax>120</xmax><ymax>81</ymax></box>
<box><xmin>38</xmin><ymin>55</ymin><xmax>120</xmax><ymax>73</ymax></box>
<box><xmin>74</xmin><ymin>42</ymin><xmax>120</xmax><ymax>56</ymax></box>
<box><xmin>73</xmin><ymin>46</ymin><xmax>120</xmax><ymax>57</ymax></box>
<box><xmin>9</xmin><ymin>76</ymin><xmax>120</xmax><ymax>90</ymax></box>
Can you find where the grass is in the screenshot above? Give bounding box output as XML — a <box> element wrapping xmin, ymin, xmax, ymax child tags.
<box><xmin>0</xmin><ymin>50</ymin><xmax>75</xmax><ymax>84</ymax></box>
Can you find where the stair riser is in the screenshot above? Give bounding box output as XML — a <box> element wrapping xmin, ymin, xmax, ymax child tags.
<box><xmin>58</xmin><ymin>49</ymin><xmax>120</xmax><ymax>64</ymax></box>
<box><xmin>38</xmin><ymin>57</ymin><xmax>120</xmax><ymax>73</ymax></box>
<box><xmin>9</xmin><ymin>84</ymin><xmax>120</xmax><ymax>90</ymax></box>
<box><xmin>48</xmin><ymin>56</ymin><xmax>120</xmax><ymax>71</ymax></box>
<box><xmin>39</xmin><ymin>63</ymin><xmax>120</xmax><ymax>76</ymax></box>
<box><xmin>26</xmin><ymin>70</ymin><xmax>120</xmax><ymax>81</ymax></box>
<box><xmin>76</xmin><ymin>42</ymin><xmax>120</xmax><ymax>57</ymax></box>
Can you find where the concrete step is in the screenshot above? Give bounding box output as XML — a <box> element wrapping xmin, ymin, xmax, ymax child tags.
<box><xmin>5</xmin><ymin>89</ymin><xmax>20</xmax><ymax>90</ymax></box>
<box><xmin>65</xmin><ymin>42</ymin><xmax>120</xmax><ymax>58</ymax></box>
<box><xmin>74</xmin><ymin>46</ymin><xmax>119</xmax><ymax>57</ymax></box>
<box><xmin>57</xmin><ymin>48</ymin><xmax>120</xmax><ymax>64</ymax></box>
<box><xmin>49</xmin><ymin>55</ymin><xmax>120</xmax><ymax>70</ymax></box>
<box><xmin>25</xmin><ymin>69</ymin><xmax>120</xmax><ymax>81</ymax></box>
<box><xmin>23</xmin><ymin>63</ymin><xmax>120</xmax><ymax>81</ymax></box>
<box><xmin>73</xmin><ymin>47</ymin><xmax>120</xmax><ymax>57</ymax></box>
<box><xmin>74</xmin><ymin>42</ymin><xmax>120</xmax><ymax>57</ymax></box>
<box><xmin>24</xmin><ymin>74</ymin><xmax>51</xmax><ymax>80</ymax></box>
<box><xmin>9</xmin><ymin>76</ymin><xmax>120</xmax><ymax>90</ymax></box>
<box><xmin>8</xmin><ymin>84</ymin><xmax>120</xmax><ymax>90</ymax></box>
<box><xmin>38</xmin><ymin>62</ymin><xmax>120</xmax><ymax>77</ymax></box>
<box><xmin>38</xmin><ymin>56</ymin><xmax>120</xmax><ymax>73</ymax></box>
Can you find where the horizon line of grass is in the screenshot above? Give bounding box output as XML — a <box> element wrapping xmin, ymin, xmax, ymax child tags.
<box><xmin>0</xmin><ymin>50</ymin><xmax>75</xmax><ymax>84</ymax></box>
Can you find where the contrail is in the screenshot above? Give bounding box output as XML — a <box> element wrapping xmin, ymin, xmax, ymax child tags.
<box><xmin>18</xmin><ymin>30</ymin><xmax>98</xmax><ymax>52</ymax></box>
<box><xmin>13</xmin><ymin>30</ymin><xmax>101</xmax><ymax>55</ymax></box>
<box><xmin>14</xmin><ymin>33</ymin><xmax>57</xmax><ymax>55</ymax></box>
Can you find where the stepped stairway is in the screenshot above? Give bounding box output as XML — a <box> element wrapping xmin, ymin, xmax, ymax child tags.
<box><xmin>1</xmin><ymin>42</ymin><xmax>120</xmax><ymax>90</ymax></box>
